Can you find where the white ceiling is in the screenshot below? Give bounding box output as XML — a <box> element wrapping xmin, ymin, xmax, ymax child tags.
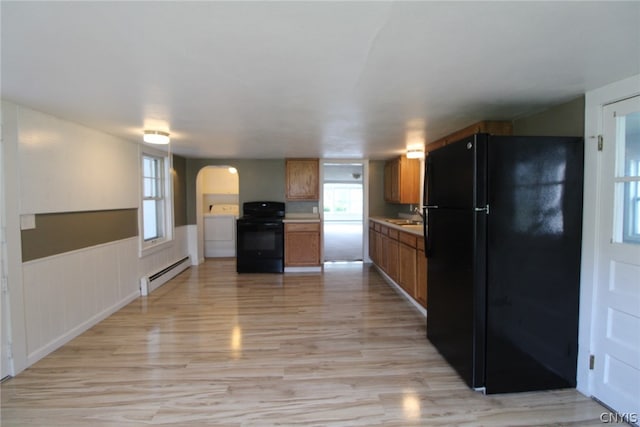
<box><xmin>2</xmin><ymin>1</ymin><xmax>639</xmax><ymax>159</ymax></box>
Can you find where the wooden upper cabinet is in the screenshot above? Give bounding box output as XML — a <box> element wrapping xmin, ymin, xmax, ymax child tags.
<box><xmin>384</xmin><ymin>156</ymin><xmax>420</xmax><ymax>204</ymax></box>
<box><xmin>286</xmin><ymin>158</ymin><xmax>319</xmax><ymax>201</ymax></box>
<box><xmin>425</xmin><ymin>120</ymin><xmax>512</xmax><ymax>153</ymax></box>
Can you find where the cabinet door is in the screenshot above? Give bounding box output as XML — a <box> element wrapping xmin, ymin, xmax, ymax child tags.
<box><xmin>285</xmin><ymin>223</ymin><xmax>321</xmax><ymax>266</ymax></box>
<box><xmin>369</xmin><ymin>226</ymin><xmax>377</xmax><ymax>264</ymax></box>
<box><xmin>286</xmin><ymin>159</ymin><xmax>319</xmax><ymax>200</ymax></box>
<box><xmin>386</xmin><ymin>237</ymin><xmax>400</xmax><ymax>282</ymax></box>
<box><xmin>416</xmin><ymin>249</ymin><xmax>427</xmax><ymax>307</ymax></box>
<box><xmin>384</xmin><ymin>157</ymin><xmax>419</xmax><ymax>204</ymax></box>
<box><xmin>398</xmin><ymin>157</ymin><xmax>420</xmax><ymax>204</ymax></box>
<box><xmin>399</xmin><ymin>242</ymin><xmax>417</xmax><ymax>296</ymax></box>
<box><xmin>375</xmin><ymin>231</ymin><xmax>385</xmax><ymax>270</ymax></box>
<box><xmin>384</xmin><ymin>159</ymin><xmax>399</xmax><ymax>203</ymax></box>
<box><xmin>285</xmin><ymin>231</ymin><xmax>320</xmax><ymax>266</ymax></box>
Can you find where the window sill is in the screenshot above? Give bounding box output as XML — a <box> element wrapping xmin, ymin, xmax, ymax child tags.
<box><xmin>139</xmin><ymin>237</ymin><xmax>174</xmax><ymax>258</ymax></box>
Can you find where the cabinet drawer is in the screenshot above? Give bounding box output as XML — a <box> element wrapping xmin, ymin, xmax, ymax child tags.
<box><xmin>387</xmin><ymin>229</ymin><xmax>399</xmax><ymax>240</ymax></box>
<box><xmin>285</xmin><ymin>222</ymin><xmax>320</xmax><ymax>232</ymax></box>
<box><xmin>399</xmin><ymin>231</ymin><xmax>416</xmax><ymax>247</ymax></box>
<box><xmin>380</xmin><ymin>225</ymin><xmax>389</xmax><ymax>235</ymax></box>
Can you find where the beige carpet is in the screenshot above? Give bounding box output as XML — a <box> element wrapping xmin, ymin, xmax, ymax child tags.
<box><xmin>323</xmin><ymin>221</ymin><xmax>363</xmax><ymax>261</ymax></box>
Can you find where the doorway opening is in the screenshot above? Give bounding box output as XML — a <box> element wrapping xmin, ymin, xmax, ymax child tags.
<box><xmin>195</xmin><ymin>165</ymin><xmax>240</xmax><ymax>263</ymax></box>
<box><xmin>322</xmin><ymin>162</ymin><xmax>364</xmax><ymax>261</ymax></box>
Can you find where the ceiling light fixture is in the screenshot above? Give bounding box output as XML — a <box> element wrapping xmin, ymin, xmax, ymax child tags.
<box><xmin>228</xmin><ymin>167</ymin><xmax>238</xmax><ymax>174</ymax></box>
<box><xmin>406</xmin><ymin>147</ymin><xmax>425</xmax><ymax>159</ymax></box>
<box><xmin>143</xmin><ymin>130</ymin><xmax>170</xmax><ymax>145</ymax></box>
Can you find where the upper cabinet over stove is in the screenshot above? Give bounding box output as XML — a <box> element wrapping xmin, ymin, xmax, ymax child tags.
<box><xmin>285</xmin><ymin>158</ymin><xmax>319</xmax><ymax>201</ymax></box>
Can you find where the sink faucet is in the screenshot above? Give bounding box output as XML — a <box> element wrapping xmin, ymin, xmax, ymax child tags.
<box><xmin>413</xmin><ymin>206</ymin><xmax>423</xmax><ymax>219</ymax></box>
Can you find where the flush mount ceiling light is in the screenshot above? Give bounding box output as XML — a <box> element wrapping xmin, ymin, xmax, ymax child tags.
<box><xmin>143</xmin><ymin>130</ymin><xmax>170</xmax><ymax>145</ymax></box>
<box><xmin>406</xmin><ymin>147</ymin><xmax>425</xmax><ymax>159</ymax></box>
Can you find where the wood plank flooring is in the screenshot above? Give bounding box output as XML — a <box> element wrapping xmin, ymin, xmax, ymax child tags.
<box><xmin>1</xmin><ymin>259</ymin><xmax>606</xmax><ymax>426</ymax></box>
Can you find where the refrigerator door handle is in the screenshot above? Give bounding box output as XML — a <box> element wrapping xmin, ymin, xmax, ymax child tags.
<box><xmin>424</xmin><ymin>205</ymin><xmax>439</xmax><ymax>209</ymax></box>
<box><xmin>425</xmin><ymin>208</ymin><xmax>434</xmax><ymax>258</ymax></box>
<box><xmin>474</xmin><ymin>205</ymin><xmax>490</xmax><ymax>214</ymax></box>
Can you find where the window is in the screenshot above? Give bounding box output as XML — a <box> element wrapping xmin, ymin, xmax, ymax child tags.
<box><xmin>141</xmin><ymin>152</ymin><xmax>172</xmax><ymax>250</ymax></box>
<box><xmin>323</xmin><ymin>183</ymin><xmax>363</xmax><ymax>221</ymax></box>
<box><xmin>616</xmin><ymin>111</ymin><xmax>640</xmax><ymax>244</ymax></box>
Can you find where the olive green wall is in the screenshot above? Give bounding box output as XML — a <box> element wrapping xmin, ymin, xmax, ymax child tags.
<box><xmin>186</xmin><ymin>159</ymin><xmax>285</xmax><ymax>224</ymax></box>
<box><xmin>368</xmin><ymin>160</ymin><xmax>415</xmax><ymax>218</ymax></box>
<box><xmin>172</xmin><ymin>154</ymin><xmax>188</xmax><ymax>227</ymax></box>
<box><xmin>21</xmin><ymin>154</ymin><xmax>189</xmax><ymax>262</ymax></box>
<box><xmin>513</xmin><ymin>96</ymin><xmax>585</xmax><ymax>137</ymax></box>
<box><xmin>21</xmin><ymin>209</ymin><xmax>138</xmax><ymax>262</ymax></box>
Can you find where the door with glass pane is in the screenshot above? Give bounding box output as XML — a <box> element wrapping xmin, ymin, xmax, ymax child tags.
<box><xmin>593</xmin><ymin>95</ymin><xmax>640</xmax><ymax>417</ymax></box>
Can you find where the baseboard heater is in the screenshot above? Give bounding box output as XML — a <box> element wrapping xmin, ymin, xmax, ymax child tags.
<box><xmin>140</xmin><ymin>256</ymin><xmax>191</xmax><ymax>296</ymax></box>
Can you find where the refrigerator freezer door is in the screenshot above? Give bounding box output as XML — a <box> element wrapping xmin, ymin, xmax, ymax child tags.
<box><xmin>425</xmin><ymin>134</ymin><xmax>487</xmax><ymax>209</ymax></box>
<box><xmin>484</xmin><ymin>136</ymin><xmax>584</xmax><ymax>393</ymax></box>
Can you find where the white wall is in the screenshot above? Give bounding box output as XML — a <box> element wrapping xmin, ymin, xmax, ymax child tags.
<box><xmin>578</xmin><ymin>73</ymin><xmax>640</xmax><ymax>396</ymax></box>
<box><xmin>17</xmin><ymin>108</ymin><xmax>139</xmax><ymax>214</ymax></box>
<box><xmin>1</xmin><ymin>101</ymin><xmax>191</xmax><ymax>374</ymax></box>
<box><xmin>201</xmin><ymin>166</ymin><xmax>239</xmax><ymax>194</ymax></box>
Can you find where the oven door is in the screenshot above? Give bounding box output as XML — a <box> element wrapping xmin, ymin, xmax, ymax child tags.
<box><xmin>236</xmin><ymin>220</ymin><xmax>284</xmax><ymax>273</ymax></box>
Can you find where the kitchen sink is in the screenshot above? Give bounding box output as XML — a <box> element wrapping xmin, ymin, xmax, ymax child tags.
<box><xmin>386</xmin><ymin>219</ymin><xmax>422</xmax><ymax>226</ymax></box>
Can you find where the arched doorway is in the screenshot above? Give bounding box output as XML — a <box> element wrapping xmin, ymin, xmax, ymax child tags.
<box><xmin>195</xmin><ymin>166</ymin><xmax>239</xmax><ymax>263</ymax></box>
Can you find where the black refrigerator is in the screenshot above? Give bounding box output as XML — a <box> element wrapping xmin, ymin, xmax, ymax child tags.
<box><xmin>423</xmin><ymin>133</ymin><xmax>584</xmax><ymax>394</ymax></box>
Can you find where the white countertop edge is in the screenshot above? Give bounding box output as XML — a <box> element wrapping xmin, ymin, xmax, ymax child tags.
<box><xmin>203</xmin><ymin>213</ymin><xmax>239</xmax><ymax>218</ymax></box>
<box><xmin>284</xmin><ymin>213</ymin><xmax>321</xmax><ymax>222</ymax></box>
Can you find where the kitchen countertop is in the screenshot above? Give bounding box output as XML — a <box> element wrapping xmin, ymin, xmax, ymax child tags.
<box><xmin>203</xmin><ymin>213</ymin><xmax>239</xmax><ymax>217</ymax></box>
<box><xmin>370</xmin><ymin>216</ymin><xmax>424</xmax><ymax>237</ymax></box>
<box><xmin>283</xmin><ymin>213</ymin><xmax>321</xmax><ymax>223</ymax></box>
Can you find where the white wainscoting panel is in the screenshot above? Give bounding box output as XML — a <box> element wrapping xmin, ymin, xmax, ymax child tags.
<box><xmin>22</xmin><ymin>237</ymin><xmax>140</xmax><ymax>365</ymax></box>
<box><xmin>20</xmin><ymin>227</ymin><xmax>190</xmax><ymax>367</ymax></box>
<box><xmin>138</xmin><ymin>226</ymin><xmax>191</xmax><ymax>281</ymax></box>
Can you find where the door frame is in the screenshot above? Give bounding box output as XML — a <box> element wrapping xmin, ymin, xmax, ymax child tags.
<box><xmin>194</xmin><ymin>165</ymin><xmax>240</xmax><ymax>264</ymax></box>
<box><xmin>320</xmin><ymin>160</ymin><xmax>369</xmax><ymax>262</ymax></box>
<box><xmin>578</xmin><ymin>73</ymin><xmax>640</xmax><ymax>397</ymax></box>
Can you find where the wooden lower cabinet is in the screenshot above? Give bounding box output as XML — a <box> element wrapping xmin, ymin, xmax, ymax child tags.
<box><xmin>368</xmin><ymin>226</ymin><xmax>377</xmax><ymax>265</ymax></box>
<box><xmin>370</xmin><ymin>220</ymin><xmax>426</xmax><ymax>308</ymax></box>
<box><xmin>416</xmin><ymin>247</ymin><xmax>427</xmax><ymax>307</ymax></box>
<box><xmin>285</xmin><ymin>222</ymin><xmax>321</xmax><ymax>267</ymax></box>
<box><xmin>377</xmin><ymin>225</ymin><xmax>388</xmax><ymax>272</ymax></box>
<box><xmin>399</xmin><ymin>242</ymin><xmax>417</xmax><ymax>296</ymax></box>
<box><xmin>385</xmin><ymin>236</ymin><xmax>399</xmax><ymax>283</ymax></box>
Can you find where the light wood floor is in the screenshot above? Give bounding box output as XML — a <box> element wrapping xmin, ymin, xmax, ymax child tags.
<box><xmin>1</xmin><ymin>259</ymin><xmax>606</xmax><ymax>426</ymax></box>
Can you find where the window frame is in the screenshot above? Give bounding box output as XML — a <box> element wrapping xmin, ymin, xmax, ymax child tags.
<box><xmin>139</xmin><ymin>147</ymin><xmax>174</xmax><ymax>256</ymax></box>
<box><xmin>613</xmin><ymin>112</ymin><xmax>640</xmax><ymax>245</ymax></box>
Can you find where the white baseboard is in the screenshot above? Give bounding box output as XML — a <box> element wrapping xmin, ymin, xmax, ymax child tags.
<box><xmin>373</xmin><ymin>264</ymin><xmax>426</xmax><ymax>317</ymax></box>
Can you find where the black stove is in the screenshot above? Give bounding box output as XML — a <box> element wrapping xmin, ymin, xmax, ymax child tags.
<box><xmin>236</xmin><ymin>201</ymin><xmax>285</xmax><ymax>273</ymax></box>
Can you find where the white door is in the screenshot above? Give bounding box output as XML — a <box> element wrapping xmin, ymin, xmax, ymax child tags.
<box><xmin>592</xmin><ymin>95</ymin><xmax>640</xmax><ymax>418</ymax></box>
<box><xmin>1</xmin><ymin>117</ymin><xmax>11</xmax><ymax>379</ymax></box>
